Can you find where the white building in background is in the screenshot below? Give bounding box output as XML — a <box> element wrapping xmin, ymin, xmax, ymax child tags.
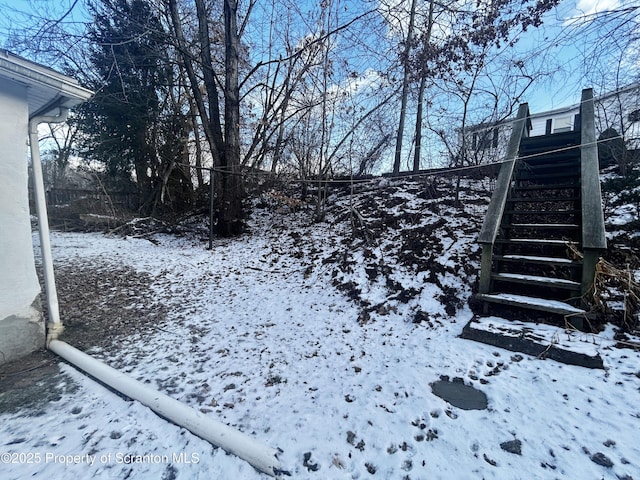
<box><xmin>0</xmin><ymin>50</ymin><xmax>92</xmax><ymax>365</ymax></box>
<box><xmin>467</xmin><ymin>82</ymin><xmax>640</xmax><ymax>163</ymax></box>
<box><xmin>529</xmin><ymin>82</ymin><xmax>640</xmax><ymax>144</ymax></box>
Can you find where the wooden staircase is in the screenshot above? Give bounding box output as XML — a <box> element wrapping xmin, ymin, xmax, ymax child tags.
<box><xmin>475</xmin><ymin>89</ymin><xmax>607</xmax><ymax>329</ymax></box>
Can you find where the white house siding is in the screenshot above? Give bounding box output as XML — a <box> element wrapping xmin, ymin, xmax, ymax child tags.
<box><xmin>528</xmin><ymin>84</ymin><xmax>640</xmax><ymax>145</ymax></box>
<box><xmin>529</xmin><ymin>108</ymin><xmax>580</xmax><ymax>137</ymax></box>
<box><xmin>0</xmin><ymin>81</ymin><xmax>45</xmax><ymax>364</ymax></box>
<box><xmin>469</xmin><ymin>84</ymin><xmax>640</xmax><ymax>165</ymax></box>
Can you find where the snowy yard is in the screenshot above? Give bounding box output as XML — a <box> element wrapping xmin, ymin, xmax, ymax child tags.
<box><xmin>1</xmin><ymin>179</ymin><xmax>640</xmax><ymax>479</ymax></box>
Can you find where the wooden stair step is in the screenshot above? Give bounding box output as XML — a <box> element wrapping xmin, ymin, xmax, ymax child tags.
<box><xmin>519</xmin><ymin>146</ymin><xmax>579</xmax><ymax>157</ymax></box>
<box><xmin>518</xmin><ymin>150</ymin><xmax>580</xmax><ymax>164</ymax></box>
<box><xmin>521</xmin><ymin>145</ymin><xmax>579</xmax><ymax>154</ymax></box>
<box><xmin>505</xmin><ymin>223</ymin><xmax>580</xmax><ymax>229</ymax></box>
<box><xmin>496</xmin><ymin>238</ymin><xmax>579</xmax><ymax>246</ymax></box>
<box><xmin>516</xmin><ymin>171</ymin><xmax>579</xmax><ymax>181</ymax></box>
<box><xmin>513</xmin><ymin>183</ymin><xmax>579</xmax><ymax>191</ymax></box>
<box><xmin>504</xmin><ymin>209</ymin><xmax>580</xmax><ymax>216</ymax></box>
<box><xmin>507</xmin><ymin>196</ymin><xmax>580</xmax><ymax>203</ymax></box>
<box><xmin>520</xmin><ymin>156</ymin><xmax>580</xmax><ymax>168</ymax></box>
<box><xmin>519</xmin><ymin>159</ymin><xmax>579</xmax><ymax>170</ymax></box>
<box><xmin>519</xmin><ymin>132</ymin><xmax>580</xmax><ymax>150</ymax></box>
<box><xmin>515</xmin><ymin>180</ymin><xmax>580</xmax><ymax>189</ymax></box>
<box><xmin>491</xmin><ymin>273</ymin><xmax>581</xmax><ymax>290</ymax></box>
<box><xmin>476</xmin><ymin>293</ymin><xmax>586</xmax><ymax>316</ymax></box>
<box><xmin>494</xmin><ymin>254</ymin><xmax>582</xmax><ymax>267</ymax></box>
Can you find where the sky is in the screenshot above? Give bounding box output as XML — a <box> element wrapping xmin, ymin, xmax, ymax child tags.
<box><xmin>0</xmin><ymin>0</ymin><xmax>637</xmax><ymax>171</ymax></box>
<box><xmin>520</xmin><ymin>0</ymin><xmax>637</xmax><ymax>112</ymax></box>
<box><xmin>0</xmin><ymin>0</ymin><xmax>634</xmax><ymax>111</ymax></box>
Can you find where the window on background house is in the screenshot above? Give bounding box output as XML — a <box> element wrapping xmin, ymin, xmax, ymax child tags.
<box><xmin>553</xmin><ymin>115</ymin><xmax>573</xmax><ymax>133</ymax></box>
<box><xmin>473</xmin><ymin>128</ymin><xmax>499</xmax><ymax>151</ymax></box>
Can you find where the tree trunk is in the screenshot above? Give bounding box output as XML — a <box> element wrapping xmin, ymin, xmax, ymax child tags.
<box><xmin>134</xmin><ymin>127</ymin><xmax>154</xmax><ymax>210</ymax></box>
<box><xmin>412</xmin><ymin>0</ymin><xmax>434</xmax><ymax>173</ymax></box>
<box><xmin>392</xmin><ymin>0</ymin><xmax>418</xmax><ymax>174</ymax></box>
<box><xmin>189</xmin><ymin>99</ymin><xmax>204</xmax><ymax>189</ymax></box>
<box><xmin>170</xmin><ymin>0</ymin><xmax>244</xmax><ymax>235</ymax></box>
<box><xmin>316</xmin><ymin>1</ymin><xmax>334</xmax><ymax>223</ymax></box>
<box><xmin>413</xmin><ymin>74</ymin><xmax>426</xmax><ymax>172</ymax></box>
<box><xmin>169</xmin><ymin>0</ymin><xmax>223</xmax><ymax>182</ymax></box>
<box><xmin>220</xmin><ymin>0</ymin><xmax>244</xmax><ymax>236</ymax></box>
<box><xmin>272</xmin><ymin>94</ymin><xmax>289</xmax><ymax>174</ymax></box>
<box><xmin>195</xmin><ymin>0</ymin><xmax>225</xmax><ymax>162</ymax></box>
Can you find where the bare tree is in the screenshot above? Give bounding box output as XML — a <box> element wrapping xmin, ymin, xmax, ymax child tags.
<box><xmin>412</xmin><ymin>0</ymin><xmax>435</xmax><ymax>173</ymax></box>
<box><xmin>167</xmin><ymin>0</ymin><xmax>244</xmax><ymax>234</ymax></box>
<box><xmin>392</xmin><ymin>0</ymin><xmax>418</xmax><ymax>175</ymax></box>
<box><xmin>221</xmin><ymin>0</ymin><xmax>244</xmax><ymax>235</ymax></box>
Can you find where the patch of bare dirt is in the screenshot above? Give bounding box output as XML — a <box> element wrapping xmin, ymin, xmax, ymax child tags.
<box><xmin>1</xmin><ymin>261</ymin><xmax>166</xmax><ymax>414</ymax></box>
<box><xmin>51</xmin><ymin>263</ymin><xmax>169</xmax><ymax>351</ymax></box>
<box><xmin>0</xmin><ymin>350</ymin><xmax>71</xmax><ymax>415</ymax></box>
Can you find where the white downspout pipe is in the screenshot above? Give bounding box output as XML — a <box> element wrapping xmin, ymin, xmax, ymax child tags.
<box><xmin>49</xmin><ymin>340</ymin><xmax>282</xmax><ymax>476</ymax></box>
<box><xmin>29</xmin><ymin>109</ymin><xmax>284</xmax><ymax>477</ymax></box>
<box><xmin>29</xmin><ymin>107</ymin><xmax>68</xmax><ymax>343</ymax></box>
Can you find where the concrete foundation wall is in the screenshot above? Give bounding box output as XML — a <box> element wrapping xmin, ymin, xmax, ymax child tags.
<box><xmin>0</xmin><ymin>81</ymin><xmax>45</xmax><ymax>365</ymax></box>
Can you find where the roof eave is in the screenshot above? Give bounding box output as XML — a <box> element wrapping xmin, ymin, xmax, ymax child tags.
<box><xmin>0</xmin><ymin>50</ymin><xmax>93</xmax><ymax>118</ymax></box>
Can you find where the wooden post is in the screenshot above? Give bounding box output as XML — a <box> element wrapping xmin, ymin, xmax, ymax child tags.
<box><xmin>581</xmin><ymin>249</ymin><xmax>600</xmax><ymax>301</ymax></box>
<box><xmin>209</xmin><ymin>168</ymin><xmax>215</xmax><ymax>250</ymax></box>
<box><xmin>478</xmin><ymin>244</ymin><xmax>493</xmax><ymax>294</ymax></box>
<box><xmin>579</xmin><ymin>89</ymin><xmax>607</xmax><ymax>254</ymax></box>
<box><xmin>579</xmin><ymin>89</ymin><xmax>607</xmax><ymax>299</ymax></box>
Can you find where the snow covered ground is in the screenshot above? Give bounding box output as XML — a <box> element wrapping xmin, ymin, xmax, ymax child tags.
<box><xmin>2</xmin><ymin>178</ymin><xmax>640</xmax><ymax>480</ymax></box>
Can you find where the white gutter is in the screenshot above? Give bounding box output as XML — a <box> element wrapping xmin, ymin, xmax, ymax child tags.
<box><xmin>29</xmin><ymin>107</ymin><xmax>67</xmax><ymax>342</ymax></box>
<box><xmin>49</xmin><ymin>340</ymin><xmax>283</xmax><ymax>476</ymax></box>
<box><xmin>29</xmin><ymin>111</ymin><xmax>283</xmax><ymax>477</ymax></box>
<box><xmin>1</xmin><ymin>49</ymin><xmax>94</xmax><ymax>109</ymax></box>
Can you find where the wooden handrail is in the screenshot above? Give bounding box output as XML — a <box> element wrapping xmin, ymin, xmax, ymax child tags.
<box><xmin>579</xmin><ymin>88</ymin><xmax>607</xmax><ymax>251</ymax></box>
<box><xmin>477</xmin><ymin>103</ymin><xmax>530</xmax><ymax>294</ymax></box>
<box><xmin>477</xmin><ymin>103</ymin><xmax>530</xmax><ymax>245</ymax></box>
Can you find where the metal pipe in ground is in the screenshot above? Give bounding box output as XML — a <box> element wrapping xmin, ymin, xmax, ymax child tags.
<box><xmin>48</xmin><ymin>340</ymin><xmax>282</xmax><ymax>477</ymax></box>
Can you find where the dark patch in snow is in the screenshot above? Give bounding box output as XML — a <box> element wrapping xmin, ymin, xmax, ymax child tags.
<box><xmin>412</xmin><ymin>310</ymin><xmax>432</xmax><ymax>325</ymax></box>
<box><xmin>346</xmin><ymin>431</ymin><xmax>365</xmax><ymax>452</ymax></box>
<box><xmin>430</xmin><ymin>376</ymin><xmax>488</xmax><ymax>411</ymax></box>
<box><xmin>500</xmin><ymin>439</ymin><xmax>522</xmax><ymax>455</ymax></box>
<box><xmin>589</xmin><ymin>452</ymin><xmax>614</xmax><ymax>468</ymax></box>
<box><xmin>265</xmin><ymin>375</ymin><xmax>285</xmax><ymax>387</ymax></box>
<box><xmin>41</xmin><ymin>263</ymin><xmax>171</xmax><ymax>353</ymax></box>
<box><xmin>161</xmin><ymin>464</ymin><xmax>178</xmax><ymax>480</ymax></box>
<box><xmin>0</xmin><ymin>350</ymin><xmax>77</xmax><ymax>414</ymax></box>
<box><xmin>483</xmin><ymin>453</ymin><xmax>497</xmax><ymax>466</ymax></box>
<box><xmin>5</xmin><ymin>437</ymin><xmax>27</xmax><ymax>445</ymax></box>
<box><xmin>303</xmin><ymin>451</ymin><xmax>319</xmax><ymax>472</ymax></box>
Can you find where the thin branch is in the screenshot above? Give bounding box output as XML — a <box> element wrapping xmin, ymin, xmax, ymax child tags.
<box><xmin>239</xmin><ymin>9</ymin><xmax>377</xmax><ymax>91</ymax></box>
